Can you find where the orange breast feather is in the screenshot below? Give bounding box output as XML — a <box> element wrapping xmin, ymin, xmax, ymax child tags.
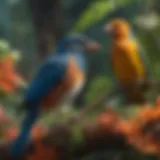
<box><xmin>41</xmin><ymin>58</ymin><xmax>85</xmax><ymax>110</ymax></box>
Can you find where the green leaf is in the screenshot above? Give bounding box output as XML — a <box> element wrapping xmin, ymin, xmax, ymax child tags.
<box><xmin>71</xmin><ymin>0</ymin><xmax>114</xmax><ymax>33</ymax></box>
<box><xmin>85</xmin><ymin>76</ymin><xmax>111</xmax><ymax>103</ymax></box>
<box><xmin>71</xmin><ymin>0</ymin><xmax>135</xmax><ymax>33</ymax></box>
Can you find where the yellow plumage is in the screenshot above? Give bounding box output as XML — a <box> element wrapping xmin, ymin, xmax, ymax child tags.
<box><xmin>105</xmin><ymin>18</ymin><xmax>149</xmax><ymax>104</ymax></box>
<box><xmin>111</xmin><ymin>40</ymin><xmax>145</xmax><ymax>85</ymax></box>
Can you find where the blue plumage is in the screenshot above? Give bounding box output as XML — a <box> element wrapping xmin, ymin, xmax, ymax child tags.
<box><xmin>25</xmin><ymin>56</ymin><xmax>68</xmax><ymax>106</ymax></box>
<box><xmin>10</xmin><ymin>34</ymin><xmax>89</xmax><ymax>157</ymax></box>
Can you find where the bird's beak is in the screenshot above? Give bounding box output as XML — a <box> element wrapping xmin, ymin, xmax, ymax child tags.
<box><xmin>104</xmin><ymin>24</ymin><xmax>113</xmax><ymax>34</ymax></box>
<box><xmin>85</xmin><ymin>40</ymin><xmax>101</xmax><ymax>53</ymax></box>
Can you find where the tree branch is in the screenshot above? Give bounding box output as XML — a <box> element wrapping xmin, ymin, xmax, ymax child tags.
<box><xmin>0</xmin><ymin>112</ymin><xmax>130</xmax><ymax>160</ymax></box>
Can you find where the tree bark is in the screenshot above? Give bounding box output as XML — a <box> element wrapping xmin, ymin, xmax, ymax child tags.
<box><xmin>29</xmin><ymin>0</ymin><xmax>65</xmax><ymax>58</ymax></box>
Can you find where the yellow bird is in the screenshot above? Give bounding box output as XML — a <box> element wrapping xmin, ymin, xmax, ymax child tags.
<box><xmin>104</xmin><ymin>18</ymin><xmax>149</xmax><ymax>105</ymax></box>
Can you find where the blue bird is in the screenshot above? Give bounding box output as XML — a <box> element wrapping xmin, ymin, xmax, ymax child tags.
<box><xmin>10</xmin><ymin>33</ymin><xmax>100</xmax><ymax>157</ymax></box>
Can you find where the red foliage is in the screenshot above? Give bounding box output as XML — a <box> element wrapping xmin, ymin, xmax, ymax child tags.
<box><xmin>0</xmin><ymin>56</ymin><xmax>23</xmax><ymax>94</ymax></box>
<box><xmin>122</xmin><ymin>100</ymin><xmax>160</xmax><ymax>154</ymax></box>
<box><xmin>97</xmin><ymin>107</ymin><xmax>122</xmax><ymax>133</ymax></box>
<box><xmin>95</xmin><ymin>101</ymin><xmax>160</xmax><ymax>155</ymax></box>
<box><xmin>31</xmin><ymin>124</ymin><xmax>47</xmax><ymax>140</ymax></box>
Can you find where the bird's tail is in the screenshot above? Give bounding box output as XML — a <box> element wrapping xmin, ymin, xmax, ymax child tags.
<box><xmin>10</xmin><ymin>106</ymin><xmax>39</xmax><ymax>158</ymax></box>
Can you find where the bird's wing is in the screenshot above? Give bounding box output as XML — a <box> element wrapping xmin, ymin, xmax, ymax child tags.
<box><xmin>130</xmin><ymin>34</ymin><xmax>150</xmax><ymax>76</ymax></box>
<box><xmin>24</xmin><ymin>57</ymin><xmax>67</xmax><ymax>105</ymax></box>
<box><xmin>138</xmin><ymin>46</ymin><xmax>150</xmax><ymax>77</ymax></box>
<box><xmin>119</xmin><ymin>41</ymin><xmax>145</xmax><ymax>77</ymax></box>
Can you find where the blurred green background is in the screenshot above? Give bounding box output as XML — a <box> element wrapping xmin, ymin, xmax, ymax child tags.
<box><xmin>0</xmin><ymin>0</ymin><xmax>160</xmax><ymax>159</ymax></box>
